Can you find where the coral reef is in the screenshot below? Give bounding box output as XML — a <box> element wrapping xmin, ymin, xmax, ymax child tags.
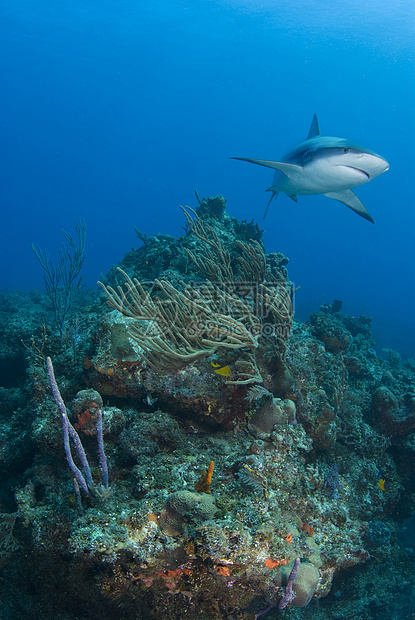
<box><xmin>0</xmin><ymin>196</ymin><xmax>414</xmax><ymax>619</ymax></box>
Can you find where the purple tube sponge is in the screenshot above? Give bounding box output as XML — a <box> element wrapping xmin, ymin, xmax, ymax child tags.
<box><xmin>96</xmin><ymin>408</ymin><xmax>108</xmax><ymax>488</ymax></box>
<box><xmin>278</xmin><ymin>557</ymin><xmax>300</xmax><ymax>610</ymax></box>
<box><xmin>46</xmin><ymin>357</ymin><xmax>109</xmax><ymax>496</ymax></box>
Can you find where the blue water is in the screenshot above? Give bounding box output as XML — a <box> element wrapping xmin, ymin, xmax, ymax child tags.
<box><xmin>1</xmin><ymin>0</ymin><xmax>414</xmax><ymax>357</ymax></box>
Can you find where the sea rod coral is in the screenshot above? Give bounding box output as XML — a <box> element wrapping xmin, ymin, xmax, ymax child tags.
<box><xmin>98</xmin><ymin>206</ymin><xmax>293</xmax><ymax>385</ymax></box>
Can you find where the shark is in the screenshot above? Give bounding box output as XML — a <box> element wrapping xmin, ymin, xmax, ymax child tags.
<box><xmin>231</xmin><ymin>114</ymin><xmax>389</xmax><ymax>223</ymax></box>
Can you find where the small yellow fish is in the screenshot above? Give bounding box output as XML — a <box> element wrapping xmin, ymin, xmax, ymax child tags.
<box><xmin>377</xmin><ymin>478</ymin><xmax>386</xmax><ymax>491</ymax></box>
<box><xmin>211</xmin><ymin>362</ymin><xmax>231</xmax><ymax>377</ymax></box>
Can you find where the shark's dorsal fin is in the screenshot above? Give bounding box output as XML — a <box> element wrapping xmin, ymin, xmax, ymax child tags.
<box><xmin>307</xmin><ymin>114</ymin><xmax>320</xmax><ymax>140</ymax></box>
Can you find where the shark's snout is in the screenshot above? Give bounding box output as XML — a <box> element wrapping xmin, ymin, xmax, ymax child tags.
<box><xmin>361</xmin><ymin>154</ymin><xmax>390</xmax><ymax>180</ymax></box>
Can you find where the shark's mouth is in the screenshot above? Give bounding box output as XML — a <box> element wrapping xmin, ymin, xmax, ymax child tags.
<box><xmin>344</xmin><ymin>166</ymin><xmax>370</xmax><ymax>180</ymax></box>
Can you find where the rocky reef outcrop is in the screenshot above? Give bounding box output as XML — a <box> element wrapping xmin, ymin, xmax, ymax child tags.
<box><xmin>0</xmin><ymin>196</ymin><xmax>414</xmax><ymax>619</ymax></box>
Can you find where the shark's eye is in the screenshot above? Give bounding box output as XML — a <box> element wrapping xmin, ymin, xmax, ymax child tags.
<box><xmin>344</xmin><ymin>148</ymin><xmax>349</xmax><ymax>153</ymax></box>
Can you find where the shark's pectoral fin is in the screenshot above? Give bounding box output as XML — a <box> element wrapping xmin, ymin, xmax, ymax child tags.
<box><xmin>324</xmin><ymin>190</ymin><xmax>375</xmax><ymax>224</ymax></box>
<box><xmin>230</xmin><ymin>157</ymin><xmax>302</xmax><ymax>178</ymax></box>
<box><xmin>289</xmin><ymin>194</ymin><xmax>298</xmax><ymax>203</ymax></box>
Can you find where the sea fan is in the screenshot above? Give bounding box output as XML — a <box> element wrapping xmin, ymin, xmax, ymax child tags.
<box><xmin>238</xmin><ymin>465</ymin><xmax>268</xmax><ymax>499</ymax></box>
<box><xmin>244</xmin><ymin>385</ymin><xmax>273</xmax><ymax>403</ymax></box>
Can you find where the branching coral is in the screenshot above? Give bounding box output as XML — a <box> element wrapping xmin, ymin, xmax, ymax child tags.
<box><xmin>98</xmin><ymin>270</ymin><xmax>261</xmax><ymax>379</ymax></box>
<box><xmin>32</xmin><ymin>220</ymin><xmax>86</xmax><ymax>342</ymax></box>
<box><xmin>98</xmin><ymin>207</ymin><xmax>293</xmax><ymax>384</ymax></box>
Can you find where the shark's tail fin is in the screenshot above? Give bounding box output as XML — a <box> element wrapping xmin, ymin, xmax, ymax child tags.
<box><xmin>263</xmin><ymin>190</ymin><xmax>279</xmax><ymax>219</ymax></box>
